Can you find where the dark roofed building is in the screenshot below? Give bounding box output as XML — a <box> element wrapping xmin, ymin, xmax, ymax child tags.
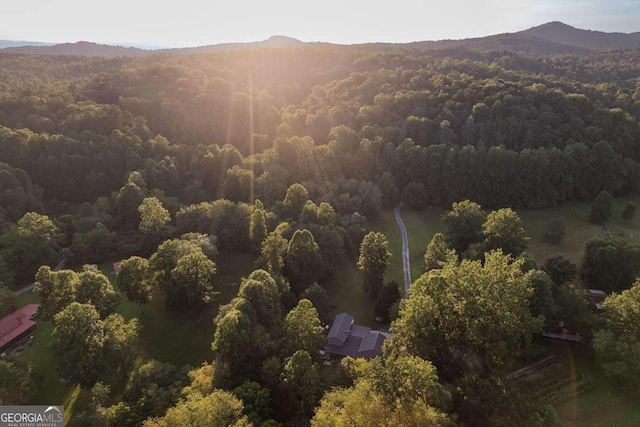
<box><xmin>0</xmin><ymin>304</ymin><xmax>38</xmax><ymax>353</ymax></box>
<box><xmin>587</xmin><ymin>289</ymin><xmax>607</xmax><ymax>312</ymax></box>
<box><xmin>325</xmin><ymin>312</ymin><xmax>391</xmax><ymax>359</ymax></box>
<box><xmin>327</xmin><ymin>312</ymin><xmax>353</xmax><ymax>347</ymax></box>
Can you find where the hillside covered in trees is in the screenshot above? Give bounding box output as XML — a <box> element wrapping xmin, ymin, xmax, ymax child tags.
<box><xmin>1</xmin><ymin>27</ymin><xmax>640</xmax><ymax>426</ymax></box>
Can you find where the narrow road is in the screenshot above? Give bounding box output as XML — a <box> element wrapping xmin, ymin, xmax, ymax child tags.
<box><xmin>394</xmin><ymin>204</ymin><xmax>412</xmax><ymax>298</ymax></box>
<box><xmin>15</xmin><ymin>259</ymin><xmax>66</xmax><ymax>295</ymax></box>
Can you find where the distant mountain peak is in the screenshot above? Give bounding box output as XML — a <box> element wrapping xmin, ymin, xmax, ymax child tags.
<box><xmin>520</xmin><ymin>21</ymin><xmax>640</xmax><ymax>50</ymax></box>
<box><xmin>265</xmin><ymin>35</ymin><xmax>303</xmax><ymax>46</ymax></box>
<box><xmin>534</xmin><ymin>21</ymin><xmax>575</xmax><ymax>30</ymax></box>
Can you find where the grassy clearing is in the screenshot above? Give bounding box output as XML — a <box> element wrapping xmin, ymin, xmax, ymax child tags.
<box><xmin>13</xmin><ymin>249</ymin><xmax>256</xmax><ymax>418</ymax></box>
<box><xmin>110</xmin><ymin>249</ymin><xmax>256</xmax><ymax>368</ymax></box>
<box><xmin>323</xmin><ymin>261</ymin><xmax>378</xmax><ymax>328</ymax></box>
<box><xmin>513</xmin><ymin>343</ymin><xmax>640</xmax><ymax>427</ymax></box>
<box><xmin>325</xmin><ymin>207</ymin><xmax>446</xmax><ymax>329</ymax></box>
<box><xmin>371</xmin><ymin>200</ymin><xmax>640</xmax><ymax>425</ymax></box>
<box><xmin>372</xmin><ymin>195</ymin><xmax>640</xmax><ymax>278</ymax></box>
<box><xmin>370</xmin><ymin>207</ymin><xmax>445</xmax><ymax>286</ymax></box>
<box><xmin>522</xmin><ymin>195</ymin><xmax>640</xmax><ymax>265</ymax></box>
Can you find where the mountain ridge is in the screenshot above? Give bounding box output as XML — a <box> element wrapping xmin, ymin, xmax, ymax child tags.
<box><xmin>519</xmin><ymin>21</ymin><xmax>640</xmax><ymax>50</ymax></box>
<box><xmin>2</xmin><ymin>22</ymin><xmax>639</xmax><ymax>57</ymax></box>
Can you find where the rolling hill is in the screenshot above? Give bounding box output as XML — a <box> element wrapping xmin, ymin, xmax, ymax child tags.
<box><xmin>1</xmin><ymin>22</ymin><xmax>639</xmax><ymax>57</ymax></box>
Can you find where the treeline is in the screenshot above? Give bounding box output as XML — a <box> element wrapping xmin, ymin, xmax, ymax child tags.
<box><xmin>0</xmin><ymin>42</ymin><xmax>638</xmax><ymax>287</ymax></box>
<box><xmin>0</xmin><ymin>46</ymin><xmax>638</xmax><ymax>217</ymax></box>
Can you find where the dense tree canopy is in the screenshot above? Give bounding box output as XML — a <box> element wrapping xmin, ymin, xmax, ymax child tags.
<box><xmin>444</xmin><ymin>200</ymin><xmax>487</xmax><ymax>253</ymax></box>
<box><xmin>117</xmin><ymin>256</ymin><xmax>154</xmax><ymax>312</ymax></box>
<box><xmin>580</xmin><ymin>237</ymin><xmax>640</xmax><ymax>292</ymax></box>
<box><xmin>392</xmin><ymin>251</ymin><xmax>543</xmax><ymax>425</ymax></box>
<box><xmin>593</xmin><ymin>280</ymin><xmax>640</xmax><ymax>390</ymax></box>
<box><xmin>138</xmin><ymin>196</ymin><xmax>171</xmax><ymax>235</ymax></box>
<box><xmin>51</xmin><ymin>302</ymin><xmax>138</xmax><ymax>387</ymax></box>
<box><xmin>482</xmin><ymin>208</ymin><xmax>529</xmax><ymax>257</ymax></box>
<box><xmin>2</xmin><ymin>37</ymin><xmax>640</xmax><ymax>426</ymax></box>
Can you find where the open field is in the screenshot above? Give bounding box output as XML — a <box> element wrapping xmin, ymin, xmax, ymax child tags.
<box><xmin>372</xmin><ymin>195</ymin><xmax>640</xmax><ymax>281</ymax></box>
<box><xmin>370</xmin><ymin>197</ymin><xmax>640</xmax><ymax>426</ymax></box>
<box><xmin>10</xmin><ymin>196</ymin><xmax>640</xmax><ymax>422</ymax></box>
<box><xmin>511</xmin><ymin>342</ymin><xmax>640</xmax><ymax>427</ymax></box>
<box><xmin>371</xmin><ymin>207</ymin><xmax>445</xmax><ymax>286</ymax></box>
<box><xmin>323</xmin><ymin>261</ymin><xmax>378</xmax><ymax>328</ymax></box>
<box><xmin>12</xmin><ymin>249</ymin><xmax>256</xmax><ymax>418</ymax></box>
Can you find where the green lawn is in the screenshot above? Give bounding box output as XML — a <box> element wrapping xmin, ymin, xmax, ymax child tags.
<box><xmin>520</xmin><ymin>202</ymin><xmax>607</xmax><ymax>265</ymax></box>
<box><xmin>371</xmin><ymin>196</ymin><xmax>640</xmax><ymax>280</ymax></box>
<box><xmin>370</xmin><ymin>207</ymin><xmax>445</xmax><ymax>286</ymax></box>
<box><xmin>11</xmin><ymin>196</ymin><xmax>640</xmax><ymax>422</ymax></box>
<box><xmin>106</xmin><ymin>250</ymin><xmax>256</xmax><ymax>367</ymax></box>
<box><xmin>372</xmin><ymin>198</ymin><xmax>640</xmax><ymax>427</ymax></box>
<box><xmin>13</xmin><ymin>249</ymin><xmax>257</xmax><ymax>419</ymax></box>
<box><xmin>323</xmin><ymin>261</ymin><xmax>378</xmax><ymax>328</ymax></box>
<box><xmin>514</xmin><ymin>343</ymin><xmax>640</xmax><ymax>427</ymax></box>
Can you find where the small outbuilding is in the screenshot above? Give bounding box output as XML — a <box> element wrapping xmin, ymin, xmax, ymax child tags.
<box><xmin>587</xmin><ymin>289</ymin><xmax>607</xmax><ymax>312</ymax></box>
<box><xmin>112</xmin><ymin>262</ymin><xmax>122</xmax><ymax>275</ymax></box>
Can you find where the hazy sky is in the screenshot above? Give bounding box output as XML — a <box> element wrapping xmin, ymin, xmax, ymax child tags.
<box><xmin>2</xmin><ymin>0</ymin><xmax>640</xmax><ymax>48</ymax></box>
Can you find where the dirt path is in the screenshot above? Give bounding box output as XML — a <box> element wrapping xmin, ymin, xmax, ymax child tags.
<box><xmin>394</xmin><ymin>204</ymin><xmax>412</xmax><ymax>298</ymax></box>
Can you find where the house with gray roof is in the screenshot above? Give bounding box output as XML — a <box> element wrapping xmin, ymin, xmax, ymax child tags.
<box><xmin>325</xmin><ymin>313</ymin><xmax>391</xmax><ymax>359</ymax></box>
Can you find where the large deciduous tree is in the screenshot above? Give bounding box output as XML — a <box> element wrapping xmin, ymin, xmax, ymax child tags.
<box><xmin>138</xmin><ymin>196</ymin><xmax>170</xmax><ymax>235</ymax></box>
<box><xmin>312</xmin><ymin>355</ymin><xmax>453</xmax><ymax>427</ymax></box>
<box><xmin>542</xmin><ymin>254</ymin><xmax>577</xmax><ymax>285</ymax></box>
<box><xmin>211</xmin><ymin>308</ymin><xmax>253</xmax><ymax>380</ymax></box>
<box><xmin>51</xmin><ymin>302</ymin><xmax>138</xmax><ymax>388</ymax></box>
<box><xmin>117</xmin><ymin>256</ymin><xmax>154</xmax><ymax>313</ymax></box>
<box><xmin>443</xmin><ymin>200</ymin><xmax>487</xmax><ymax>253</ymax></box>
<box><xmin>374</xmin><ymin>281</ymin><xmax>401</xmax><ymax>323</ymax></box>
<box><xmin>422</xmin><ymin>232</ymin><xmax>455</xmax><ymax>273</ymax></box>
<box><xmin>588</xmin><ymin>190</ymin><xmax>613</xmax><ymax>225</ymax></box>
<box><xmin>284</xmin><ymin>229</ymin><xmax>322</xmax><ymax>294</ymax></box>
<box><xmin>285</xmin><ymin>299</ymin><xmax>323</xmax><ymax>355</ymax></box>
<box><xmin>592</xmin><ymin>280</ymin><xmax>640</xmax><ymax>390</ymax></box>
<box><xmin>0</xmin><ymin>286</ymin><xmax>17</xmax><ymax>318</ymax></box>
<box><xmin>282</xmin><ymin>183</ymin><xmax>309</xmax><ymax>220</ymax></box>
<box><xmin>482</xmin><ymin>207</ymin><xmax>529</xmax><ymax>257</ymax></box>
<box><xmin>357</xmin><ymin>231</ymin><xmax>390</xmax><ymax>298</ymax></box>
<box><xmin>143</xmin><ymin>390</ymin><xmax>251</xmax><ymax>427</ymax></box>
<box><xmin>0</xmin><ymin>358</ymin><xmax>36</xmax><ymax>404</ymax></box>
<box><xmin>249</xmin><ymin>203</ymin><xmax>267</xmax><ymax>250</ymax></box>
<box><xmin>391</xmin><ymin>250</ymin><xmax>543</xmax><ymax>425</ymax></box>
<box><xmin>237</xmin><ymin>270</ymin><xmax>281</xmax><ymax>327</ymax></box>
<box><xmin>1</xmin><ymin>212</ymin><xmax>59</xmax><ymax>281</ymax></box>
<box><xmin>580</xmin><ymin>237</ymin><xmax>640</xmax><ymax>292</ymax></box>
<box><xmin>34</xmin><ymin>266</ymin><xmax>77</xmax><ymax>320</ymax></box>
<box><xmin>76</xmin><ymin>267</ymin><xmax>119</xmax><ymax>318</ymax></box>
<box><xmin>258</xmin><ymin>229</ymin><xmax>288</xmax><ymax>282</ymax></box>
<box><xmin>171</xmin><ymin>252</ymin><xmax>217</xmax><ymax>314</ymax></box>
<box><xmin>280</xmin><ymin>350</ymin><xmax>323</xmax><ymax>418</ymax></box>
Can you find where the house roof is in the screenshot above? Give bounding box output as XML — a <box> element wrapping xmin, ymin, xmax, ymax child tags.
<box><xmin>587</xmin><ymin>289</ymin><xmax>607</xmax><ymax>296</ymax></box>
<box><xmin>112</xmin><ymin>262</ymin><xmax>122</xmax><ymax>273</ymax></box>
<box><xmin>541</xmin><ymin>332</ymin><xmax>583</xmax><ymax>342</ymax></box>
<box><xmin>326</xmin><ymin>313</ymin><xmax>390</xmax><ymax>359</ymax></box>
<box><xmin>360</xmin><ymin>331</ymin><xmax>387</xmax><ymax>354</ymax></box>
<box><xmin>327</xmin><ymin>313</ymin><xmax>354</xmax><ymax>345</ymax></box>
<box><xmin>0</xmin><ymin>304</ymin><xmax>38</xmax><ymax>351</ymax></box>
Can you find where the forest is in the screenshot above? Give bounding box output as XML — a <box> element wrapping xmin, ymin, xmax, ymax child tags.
<box><xmin>1</xmin><ymin>37</ymin><xmax>640</xmax><ymax>426</ymax></box>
